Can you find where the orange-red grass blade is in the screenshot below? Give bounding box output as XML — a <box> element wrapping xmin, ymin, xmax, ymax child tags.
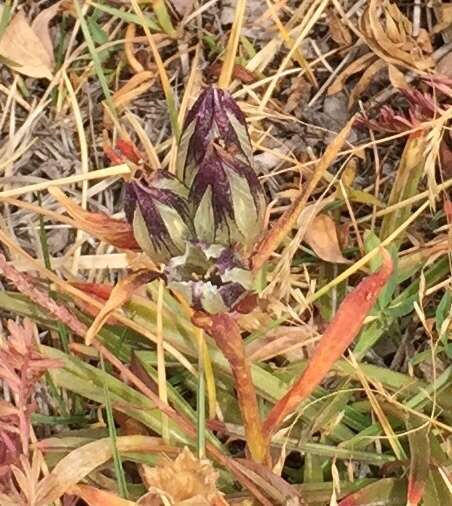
<box><xmin>263</xmin><ymin>248</ymin><xmax>393</xmax><ymax>438</ymax></box>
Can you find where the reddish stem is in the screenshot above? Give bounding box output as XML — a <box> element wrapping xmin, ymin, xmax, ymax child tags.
<box><xmin>193</xmin><ymin>312</ymin><xmax>269</xmax><ymax>465</ymax></box>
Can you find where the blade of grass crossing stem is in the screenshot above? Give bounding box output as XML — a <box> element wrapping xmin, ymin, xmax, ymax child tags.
<box><xmin>349</xmin><ymin>352</ymin><xmax>405</xmax><ymax>461</ymax></box>
<box><xmin>197</xmin><ymin>327</ymin><xmax>206</xmax><ymax>459</ymax></box>
<box><xmin>306</xmin><ymin>200</ymin><xmax>430</xmax><ymax>304</ymax></box>
<box><xmin>130</xmin><ymin>0</ymin><xmax>180</xmax><ymax>140</ymax></box>
<box><xmin>156</xmin><ymin>278</ymin><xmax>169</xmax><ymax>442</ymax></box>
<box><xmin>203</xmin><ymin>334</ymin><xmax>217</xmax><ymax>421</ymax></box>
<box><xmin>73</xmin><ymin>0</ymin><xmax>116</xmax><ymax>119</ymax></box>
<box><xmin>100</xmin><ymin>354</ymin><xmax>129</xmax><ymax>499</ymax></box>
<box><xmin>218</xmin><ymin>0</ymin><xmax>247</xmax><ymax>89</ymax></box>
<box><xmin>170</xmin><ymin>290</ymin><xmax>217</xmax><ymax>419</ymax></box>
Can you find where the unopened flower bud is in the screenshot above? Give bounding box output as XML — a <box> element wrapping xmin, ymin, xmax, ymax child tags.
<box><xmin>177</xmin><ymin>87</ymin><xmax>254</xmax><ymax>183</ymax></box>
<box><xmin>124</xmin><ymin>170</ymin><xmax>193</xmax><ymax>264</ymax></box>
<box><xmin>187</xmin><ymin>144</ymin><xmax>266</xmax><ymax>251</ymax></box>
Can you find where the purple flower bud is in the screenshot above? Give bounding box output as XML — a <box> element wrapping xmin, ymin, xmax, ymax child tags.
<box><xmin>177</xmin><ymin>87</ymin><xmax>254</xmax><ymax>182</ymax></box>
<box><xmin>186</xmin><ymin>144</ymin><xmax>266</xmax><ymax>251</ymax></box>
<box><xmin>124</xmin><ymin>170</ymin><xmax>194</xmax><ymax>264</ymax></box>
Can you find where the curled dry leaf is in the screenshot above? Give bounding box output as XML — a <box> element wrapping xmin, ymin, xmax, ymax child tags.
<box><xmin>304</xmin><ymin>213</ymin><xmax>349</xmax><ymax>264</ymax></box>
<box><xmin>104</xmin><ymin>71</ymin><xmax>155</xmax><ymax>126</ymax></box>
<box><xmin>85</xmin><ymin>270</ymin><xmax>158</xmax><ymax>345</ymax></box>
<box><xmin>348</xmin><ymin>58</ymin><xmax>386</xmax><ymax>108</ymax></box>
<box><xmin>326</xmin><ymin>8</ymin><xmax>352</xmax><ymax>46</ymax></box>
<box><xmin>387</xmin><ymin>63</ymin><xmax>409</xmax><ymax>89</ymax></box>
<box><xmin>0</xmin><ymin>5</ymin><xmax>60</xmax><ymax>80</ymax></box>
<box><xmin>49</xmin><ymin>187</ymin><xmax>139</xmax><ymax>250</ymax></box>
<box><xmin>263</xmin><ymin>248</ymin><xmax>393</xmax><ymax>438</ymax></box>
<box><xmin>328</xmin><ymin>52</ymin><xmax>376</xmax><ymax>96</ymax></box>
<box><xmin>359</xmin><ymin>0</ymin><xmax>434</xmax><ymax>72</ymax></box>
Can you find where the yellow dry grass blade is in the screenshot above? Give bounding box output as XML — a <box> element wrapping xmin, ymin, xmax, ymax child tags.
<box><xmin>0</xmin><ymin>165</ymin><xmax>131</xmax><ymax>199</ymax></box>
<box><xmin>218</xmin><ymin>0</ymin><xmax>247</xmax><ymax>89</ymax></box>
<box><xmin>63</xmin><ymin>72</ymin><xmax>89</xmax><ymax>275</ymax></box>
<box><xmin>259</xmin><ymin>0</ymin><xmax>329</xmax><ymax>110</ymax></box>
<box><xmin>264</xmin><ymin>0</ymin><xmax>317</xmax><ymax>87</ymax></box>
<box><xmin>348</xmin><ymin>352</ymin><xmax>406</xmax><ymax>460</ymax></box>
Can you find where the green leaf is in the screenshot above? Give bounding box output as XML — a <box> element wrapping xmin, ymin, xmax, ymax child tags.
<box><xmin>406</xmin><ymin>416</ymin><xmax>430</xmax><ymax>506</ymax></box>
<box><xmin>338</xmin><ymin>478</ymin><xmax>407</xmax><ymax>506</ymax></box>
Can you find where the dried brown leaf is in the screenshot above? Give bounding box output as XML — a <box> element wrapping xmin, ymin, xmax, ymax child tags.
<box><xmin>30</xmin><ymin>1</ymin><xmax>61</xmax><ymax>64</ymax></box>
<box><xmin>0</xmin><ymin>11</ymin><xmax>53</xmax><ymax>79</ymax></box>
<box><xmin>326</xmin><ymin>8</ymin><xmax>352</xmax><ymax>46</ymax></box>
<box><xmin>49</xmin><ymin>187</ymin><xmax>139</xmax><ymax>250</ymax></box>
<box><xmin>327</xmin><ymin>52</ymin><xmax>376</xmax><ymax>96</ymax></box>
<box><xmin>304</xmin><ymin>213</ymin><xmax>349</xmax><ymax>264</ymax></box>
<box><xmin>387</xmin><ymin>63</ymin><xmax>409</xmax><ymax>89</ymax></box>
<box><xmin>348</xmin><ymin>58</ymin><xmax>386</xmax><ymax>108</ymax></box>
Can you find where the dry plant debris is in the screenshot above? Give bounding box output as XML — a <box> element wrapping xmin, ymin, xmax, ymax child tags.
<box><xmin>0</xmin><ymin>1</ymin><xmax>451</xmax><ymax>505</ymax></box>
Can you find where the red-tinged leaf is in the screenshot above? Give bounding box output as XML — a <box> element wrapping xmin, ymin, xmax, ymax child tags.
<box><xmin>49</xmin><ymin>187</ymin><xmax>139</xmax><ymax>250</ymax></box>
<box><xmin>68</xmin><ymin>485</ymin><xmax>136</xmax><ymax>506</ymax></box>
<box><xmin>407</xmin><ymin>418</ymin><xmax>431</xmax><ymax>506</ymax></box>
<box><xmin>338</xmin><ymin>478</ymin><xmax>407</xmax><ymax>506</ymax></box>
<box><xmin>192</xmin><ymin>312</ymin><xmax>268</xmax><ymax>465</ymax></box>
<box><xmin>263</xmin><ymin>248</ymin><xmax>393</xmax><ymax>437</ymax></box>
<box><xmin>116</xmin><ymin>138</ymin><xmax>143</xmax><ymax>165</ymax></box>
<box><xmin>72</xmin><ymin>282</ymin><xmax>113</xmax><ymax>301</ymax></box>
<box><xmin>70</xmin><ymin>282</ymin><xmax>119</xmax><ymax>326</ymax></box>
<box><xmin>85</xmin><ymin>270</ymin><xmax>158</xmax><ymax>345</ymax></box>
<box><xmin>207</xmin><ymin>62</ymin><xmax>257</xmax><ymax>84</ymax></box>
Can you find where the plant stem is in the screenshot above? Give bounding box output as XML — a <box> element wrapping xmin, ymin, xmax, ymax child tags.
<box><xmin>193</xmin><ymin>312</ymin><xmax>268</xmax><ymax>465</ymax></box>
